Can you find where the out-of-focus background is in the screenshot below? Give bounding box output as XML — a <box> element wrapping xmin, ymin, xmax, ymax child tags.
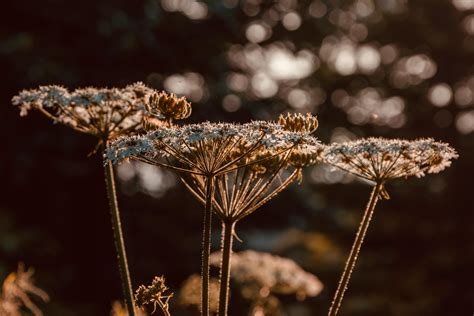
<box><xmin>1</xmin><ymin>0</ymin><xmax>473</xmax><ymax>315</ymax></box>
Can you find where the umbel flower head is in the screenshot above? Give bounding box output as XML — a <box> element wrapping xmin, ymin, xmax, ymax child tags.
<box><xmin>182</xmin><ymin>142</ymin><xmax>322</xmax><ymax>223</ymax></box>
<box><xmin>106</xmin><ymin>121</ymin><xmax>320</xmax><ymax>177</ymax></box>
<box><xmin>323</xmin><ymin>137</ymin><xmax>458</xmax><ymax>183</ymax></box>
<box><xmin>12</xmin><ymin>82</ymin><xmax>157</xmax><ymax>146</ymax></box>
<box><xmin>210</xmin><ymin>250</ymin><xmax>323</xmax><ymax>300</ymax></box>
<box><xmin>179</xmin><ymin>114</ymin><xmax>322</xmax><ymax>222</ymax></box>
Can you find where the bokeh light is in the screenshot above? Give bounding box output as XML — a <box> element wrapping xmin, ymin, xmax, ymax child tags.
<box><xmin>428</xmin><ymin>83</ymin><xmax>453</xmax><ymax>107</ymax></box>
<box><xmin>163</xmin><ymin>72</ymin><xmax>207</xmax><ymax>102</ymax></box>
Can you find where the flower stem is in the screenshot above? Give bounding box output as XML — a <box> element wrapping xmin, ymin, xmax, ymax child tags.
<box><xmin>104</xmin><ymin>160</ymin><xmax>136</xmax><ymax>316</ymax></box>
<box><xmin>328</xmin><ymin>182</ymin><xmax>383</xmax><ymax>316</ymax></box>
<box><xmin>218</xmin><ymin>221</ymin><xmax>235</xmax><ymax>316</ymax></box>
<box><xmin>201</xmin><ymin>175</ymin><xmax>215</xmax><ymax>316</ymax></box>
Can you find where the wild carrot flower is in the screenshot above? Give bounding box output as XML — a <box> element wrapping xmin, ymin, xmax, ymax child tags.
<box><xmin>322</xmin><ymin>137</ymin><xmax>458</xmax><ymax>316</ymax></box>
<box><xmin>210</xmin><ymin>250</ymin><xmax>323</xmax><ymax>300</ymax></box>
<box><xmin>11</xmin><ymin>82</ymin><xmax>171</xmax><ymax>316</ymax></box>
<box><xmin>323</xmin><ymin>137</ymin><xmax>457</xmax><ymax>183</ymax></box>
<box><xmin>210</xmin><ymin>250</ymin><xmax>322</xmax><ymax>316</ymax></box>
<box><xmin>12</xmin><ymin>82</ymin><xmax>154</xmax><ymax>147</ymax></box>
<box><xmin>0</xmin><ymin>264</ymin><xmax>49</xmax><ymax>316</ymax></box>
<box><xmin>181</xmin><ymin>251</ymin><xmax>323</xmax><ymax>316</ymax></box>
<box><xmin>135</xmin><ymin>276</ymin><xmax>173</xmax><ymax>316</ymax></box>
<box><xmin>176</xmin><ymin>114</ymin><xmax>322</xmax><ymax>224</ymax></box>
<box><xmin>106</xmin><ymin>121</ymin><xmax>319</xmax><ymax>172</ymax></box>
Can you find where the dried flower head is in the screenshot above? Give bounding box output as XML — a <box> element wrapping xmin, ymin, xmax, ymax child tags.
<box><xmin>179</xmin><ymin>274</ymin><xmax>219</xmax><ymax>314</ymax></box>
<box><xmin>0</xmin><ymin>264</ymin><xmax>49</xmax><ymax>316</ymax></box>
<box><xmin>12</xmin><ymin>82</ymin><xmax>155</xmax><ymax>145</ymax></box>
<box><xmin>135</xmin><ymin>276</ymin><xmax>173</xmax><ymax>315</ymax></box>
<box><xmin>106</xmin><ymin>121</ymin><xmax>319</xmax><ymax>177</ymax></box>
<box><xmin>210</xmin><ymin>250</ymin><xmax>323</xmax><ymax>300</ymax></box>
<box><xmin>277</xmin><ymin>113</ymin><xmax>319</xmax><ymax>134</ymax></box>
<box><xmin>145</xmin><ymin>91</ymin><xmax>192</xmax><ymax>123</ymax></box>
<box><xmin>323</xmin><ymin>137</ymin><xmax>458</xmax><ymax>183</ymax></box>
<box><xmin>165</xmin><ymin>118</ymin><xmax>323</xmax><ymax>221</ymax></box>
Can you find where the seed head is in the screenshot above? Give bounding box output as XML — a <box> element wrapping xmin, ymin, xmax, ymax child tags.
<box><xmin>106</xmin><ymin>121</ymin><xmax>320</xmax><ymax>176</ymax></box>
<box><xmin>12</xmin><ymin>82</ymin><xmax>156</xmax><ymax>145</ymax></box>
<box><xmin>323</xmin><ymin>137</ymin><xmax>458</xmax><ymax>182</ymax></box>
<box><xmin>135</xmin><ymin>276</ymin><xmax>173</xmax><ymax>314</ymax></box>
<box><xmin>278</xmin><ymin>113</ymin><xmax>318</xmax><ymax>134</ymax></box>
<box><xmin>145</xmin><ymin>91</ymin><xmax>192</xmax><ymax>123</ymax></box>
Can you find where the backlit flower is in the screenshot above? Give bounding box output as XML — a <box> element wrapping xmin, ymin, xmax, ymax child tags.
<box><xmin>323</xmin><ymin>137</ymin><xmax>458</xmax><ymax>182</ymax></box>
<box><xmin>12</xmin><ymin>82</ymin><xmax>155</xmax><ymax>143</ymax></box>
<box><xmin>210</xmin><ymin>250</ymin><xmax>323</xmax><ymax>299</ymax></box>
<box><xmin>106</xmin><ymin>121</ymin><xmax>319</xmax><ymax>176</ymax></box>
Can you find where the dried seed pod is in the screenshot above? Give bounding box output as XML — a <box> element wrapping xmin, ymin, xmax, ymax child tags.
<box><xmin>146</xmin><ymin>91</ymin><xmax>192</xmax><ymax>122</ymax></box>
<box><xmin>135</xmin><ymin>276</ymin><xmax>173</xmax><ymax>313</ymax></box>
<box><xmin>278</xmin><ymin>113</ymin><xmax>318</xmax><ymax>134</ymax></box>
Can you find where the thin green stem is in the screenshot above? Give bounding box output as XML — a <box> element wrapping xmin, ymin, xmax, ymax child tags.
<box><xmin>201</xmin><ymin>175</ymin><xmax>215</xmax><ymax>316</ymax></box>
<box><xmin>104</xmin><ymin>161</ymin><xmax>136</xmax><ymax>316</ymax></box>
<box><xmin>328</xmin><ymin>182</ymin><xmax>383</xmax><ymax>316</ymax></box>
<box><xmin>218</xmin><ymin>221</ymin><xmax>235</xmax><ymax>316</ymax></box>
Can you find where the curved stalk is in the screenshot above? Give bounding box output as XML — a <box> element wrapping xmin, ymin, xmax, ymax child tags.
<box><xmin>201</xmin><ymin>175</ymin><xmax>215</xmax><ymax>316</ymax></box>
<box><xmin>218</xmin><ymin>221</ymin><xmax>235</xmax><ymax>316</ymax></box>
<box><xmin>104</xmin><ymin>161</ymin><xmax>136</xmax><ymax>316</ymax></box>
<box><xmin>328</xmin><ymin>182</ymin><xmax>383</xmax><ymax>316</ymax></box>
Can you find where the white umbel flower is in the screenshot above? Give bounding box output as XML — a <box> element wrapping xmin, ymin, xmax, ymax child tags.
<box><xmin>323</xmin><ymin>137</ymin><xmax>458</xmax><ymax>182</ymax></box>
<box><xmin>210</xmin><ymin>250</ymin><xmax>323</xmax><ymax>299</ymax></box>
<box><xmin>106</xmin><ymin>121</ymin><xmax>321</xmax><ymax>177</ymax></box>
<box><xmin>12</xmin><ymin>82</ymin><xmax>155</xmax><ymax>143</ymax></box>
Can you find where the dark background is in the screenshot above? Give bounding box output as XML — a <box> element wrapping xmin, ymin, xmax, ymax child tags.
<box><xmin>1</xmin><ymin>0</ymin><xmax>473</xmax><ymax>315</ymax></box>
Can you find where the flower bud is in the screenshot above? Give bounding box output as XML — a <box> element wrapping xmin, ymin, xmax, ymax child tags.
<box><xmin>146</xmin><ymin>91</ymin><xmax>192</xmax><ymax>121</ymax></box>
<box><xmin>277</xmin><ymin>113</ymin><xmax>318</xmax><ymax>134</ymax></box>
